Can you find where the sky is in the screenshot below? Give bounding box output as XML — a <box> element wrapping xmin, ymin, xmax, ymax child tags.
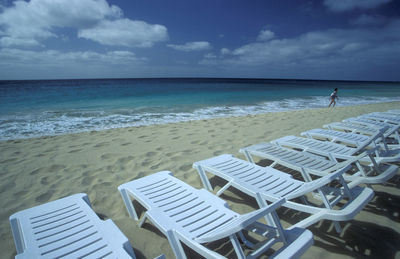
<box><xmin>0</xmin><ymin>0</ymin><xmax>399</xmax><ymax>81</ymax></box>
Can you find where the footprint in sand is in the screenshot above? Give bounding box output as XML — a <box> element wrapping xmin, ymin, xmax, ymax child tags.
<box><xmin>136</xmin><ymin>172</ymin><xmax>146</xmax><ymax>179</ymax></box>
<box><xmin>150</xmin><ymin>163</ymin><xmax>161</xmax><ymax>170</ymax></box>
<box><xmin>14</xmin><ymin>190</ymin><xmax>28</xmax><ymax>196</ymax></box>
<box><xmin>48</xmin><ymin>164</ymin><xmax>66</xmax><ymax>172</ymax></box>
<box><xmin>213</xmin><ymin>150</ymin><xmax>223</xmax><ymax>156</ymax></box>
<box><xmin>35</xmin><ymin>190</ymin><xmax>56</xmax><ymax>203</ymax></box>
<box><xmin>145</xmin><ymin>152</ymin><xmax>157</xmax><ymax>158</ymax></box>
<box><xmin>0</xmin><ymin>157</ymin><xmax>18</xmax><ymax>163</ymax></box>
<box><xmin>68</xmin><ymin>149</ymin><xmax>83</xmax><ymax>153</ymax></box>
<box><xmin>81</xmin><ymin>176</ymin><xmax>95</xmax><ymax>185</ymax></box>
<box><xmin>94</xmin><ymin>142</ymin><xmax>109</xmax><ymax>148</ymax></box>
<box><xmin>179</xmin><ymin>164</ymin><xmax>192</xmax><ymax>171</ymax></box>
<box><xmin>100</xmin><ymin>153</ymin><xmax>119</xmax><ymax>160</ymax></box>
<box><xmin>40</xmin><ymin>177</ymin><xmax>49</xmax><ymax>185</ymax></box>
<box><xmin>141</xmin><ymin>161</ymin><xmax>151</xmax><ymax>167</ymax></box>
<box><xmin>30</xmin><ymin>169</ymin><xmax>41</xmax><ymax>175</ymax></box>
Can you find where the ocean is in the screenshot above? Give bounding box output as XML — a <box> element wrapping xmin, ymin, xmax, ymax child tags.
<box><xmin>0</xmin><ymin>78</ymin><xmax>399</xmax><ymax>140</ymax></box>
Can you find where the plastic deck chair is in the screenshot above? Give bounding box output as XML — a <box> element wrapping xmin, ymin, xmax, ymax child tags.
<box><xmin>118</xmin><ymin>171</ymin><xmax>313</xmax><ymax>259</ymax></box>
<box><xmin>239</xmin><ymin>141</ymin><xmax>398</xmax><ymax>188</ymax></box>
<box><xmin>342</xmin><ymin>117</ymin><xmax>400</xmax><ymax>144</ymax></box>
<box><xmin>361</xmin><ymin>112</ymin><xmax>400</xmax><ymax>125</ymax></box>
<box><xmin>9</xmin><ymin>193</ymin><xmax>135</xmax><ymax>259</ymax></box>
<box><xmin>301</xmin><ymin>128</ymin><xmax>400</xmax><ymax>163</ymax></box>
<box><xmin>193</xmin><ymin>154</ymin><xmax>374</xmax><ymax>234</ymax></box>
<box><xmin>239</xmin><ymin>142</ymin><xmax>398</xmax><ymax>186</ymax></box>
<box><xmin>386</xmin><ymin>109</ymin><xmax>400</xmax><ymax>115</ymax></box>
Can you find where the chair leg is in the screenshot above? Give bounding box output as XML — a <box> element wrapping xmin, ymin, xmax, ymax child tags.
<box><xmin>316</xmin><ymin>188</ymin><xmax>342</xmax><ymax>233</ymax></box>
<box><xmin>195</xmin><ymin>165</ymin><xmax>213</xmax><ymax>191</ymax></box>
<box><xmin>255</xmin><ymin>194</ymin><xmax>276</xmax><ymax>227</ymax></box>
<box><xmin>230</xmin><ymin>234</ymin><xmax>246</xmax><ymax>259</ymax></box>
<box><xmin>119</xmin><ymin>189</ymin><xmax>139</xmax><ymax>220</ymax></box>
<box><xmin>243</xmin><ymin>150</ymin><xmax>255</xmax><ymax>164</ymax></box>
<box><xmin>166</xmin><ymin>230</ymin><xmax>187</xmax><ymax>259</ymax></box>
<box><xmin>138</xmin><ymin>212</ymin><xmax>148</xmax><ymax>228</ymax></box>
<box><xmin>238</xmin><ymin>231</ymin><xmax>255</xmax><ymax>248</ymax></box>
<box><xmin>255</xmin><ymin>193</ymin><xmax>287</xmax><ymax>244</ymax></box>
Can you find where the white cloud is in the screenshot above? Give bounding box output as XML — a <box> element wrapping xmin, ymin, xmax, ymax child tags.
<box><xmin>220</xmin><ymin>48</ymin><xmax>230</xmax><ymax>55</ymax></box>
<box><xmin>78</xmin><ymin>19</ymin><xmax>168</xmax><ymax>47</ymax></box>
<box><xmin>351</xmin><ymin>14</ymin><xmax>387</xmax><ymax>26</ymax></box>
<box><xmin>257</xmin><ymin>29</ymin><xmax>275</xmax><ymax>41</ymax></box>
<box><xmin>0</xmin><ymin>48</ymin><xmax>144</xmax><ymax>66</ymax></box>
<box><xmin>324</xmin><ymin>0</ymin><xmax>392</xmax><ymax>12</ymax></box>
<box><xmin>204</xmin><ymin>53</ymin><xmax>216</xmax><ymax>59</ymax></box>
<box><xmin>0</xmin><ymin>0</ymin><xmax>168</xmax><ymax>48</ymax></box>
<box><xmin>167</xmin><ymin>41</ymin><xmax>211</xmax><ymax>52</ymax></box>
<box><xmin>203</xmin><ymin>19</ymin><xmax>400</xmax><ymax>79</ymax></box>
<box><xmin>0</xmin><ymin>47</ymin><xmax>149</xmax><ymax>79</ymax></box>
<box><xmin>0</xmin><ymin>36</ymin><xmax>41</xmax><ymax>47</ymax></box>
<box><xmin>0</xmin><ymin>0</ymin><xmax>121</xmax><ymax>40</ymax></box>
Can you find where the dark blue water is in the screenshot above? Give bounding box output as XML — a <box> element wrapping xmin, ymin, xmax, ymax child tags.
<box><xmin>0</xmin><ymin>78</ymin><xmax>399</xmax><ymax>140</ymax></box>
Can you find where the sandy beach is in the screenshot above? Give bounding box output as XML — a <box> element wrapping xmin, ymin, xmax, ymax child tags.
<box><xmin>1</xmin><ymin>101</ymin><xmax>399</xmax><ymax>259</ymax></box>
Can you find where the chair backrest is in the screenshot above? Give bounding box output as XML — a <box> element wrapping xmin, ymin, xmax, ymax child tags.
<box><xmin>194</xmin><ymin>154</ymin><xmax>306</xmax><ymax>200</ymax></box>
<box><xmin>324</xmin><ymin>122</ymin><xmax>381</xmax><ymax>136</ymax></box>
<box><xmin>9</xmin><ymin>193</ymin><xmax>135</xmax><ymax>259</ymax></box>
<box><xmin>274</xmin><ymin>135</ymin><xmax>358</xmax><ymax>157</ymax></box>
<box><xmin>302</xmin><ymin>128</ymin><xmax>387</xmax><ymax>153</ymax></box>
<box><xmin>121</xmin><ymin>171</ymin><xmax>242</xmax><ymax>240</ymax></box>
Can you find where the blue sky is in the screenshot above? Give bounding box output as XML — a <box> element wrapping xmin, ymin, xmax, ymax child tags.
<box><xmin>0</xmin><ymin>0</ymin><xmax>399</xmax><ymax>81</ymax></box>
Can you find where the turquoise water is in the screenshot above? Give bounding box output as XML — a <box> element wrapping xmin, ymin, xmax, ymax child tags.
<box><xmin>0</xmin><ymin>78</ymin><xmax>399</xmax><ymax>140</ymax></box>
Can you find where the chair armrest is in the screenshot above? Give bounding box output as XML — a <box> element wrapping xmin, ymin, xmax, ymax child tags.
<box><xmin>285</xmin><ymin>164</ymin><xmax>351</xmax><ymax>199</ymax></box>
<box><xmin>195</xmin><ymin>198</ymin><xmax>286</xmax><ymax>243</ymax></box>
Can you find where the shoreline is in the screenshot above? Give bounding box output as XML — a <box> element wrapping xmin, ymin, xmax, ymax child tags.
<box><xmin>1</xmin><ymin>101</ymin><xmax>399</xmax><ymax>258</ymax></box>
<box><xmin>2</xmin><ymin>100</ymin><xmax>400</xmax><ymax>143</ymax></box>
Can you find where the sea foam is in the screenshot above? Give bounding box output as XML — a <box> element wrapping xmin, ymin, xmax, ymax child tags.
<box><xmin>1</xmin><ymin>95</ymin><xmax>399</xmax><ymax>140</ymax></box>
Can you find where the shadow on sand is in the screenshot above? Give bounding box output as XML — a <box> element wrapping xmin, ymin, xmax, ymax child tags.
<box><xmin>205</xmin><ymin>173</ymin><xmax>400</xmax><ymax>258</ymax></box>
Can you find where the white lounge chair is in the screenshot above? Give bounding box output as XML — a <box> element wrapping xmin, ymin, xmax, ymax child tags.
<box><xmin>239</xmin><ymin>142</ymin><xmax>398</xmax><ymax>186</ymax></box>
<box><xmin>301</xmin><ymin>128</ymin><xmax>385</xmax><ymax>149</ymax></box>
<box><xmin>324</xmin><ymin>121</ymin><xmax>379</xmax><ymax>134</ymax></box>
<box><xmin>387</xmin><ymin>109</ymin><xmax>400</xmax><ymax>115</ymax></box>
<box><xmin>324</xmin><ymin>121</ymin><xmax>400</xmax><ymax>146</ymax></box>
<box><xmin>273</xmin><ymin>133</ymin><xmax>400</xmax><ymax>164</ymax></box>
<box><xmin>301</xmin><ymin>128</ymin><xmax>400</xmax><ymax>163</ymax></box>
<box><xmin>118</xmin><ymin>171</ymin><xmax>313</xmax><ymax>259</ymax></box>
<box><xmin>342</xmin><ymin>117</ymin><xmax>400</xmax><ymax>144</ymax></box>
<box><xmin>361</xmin><ymin>112</ymin><xmax>400</xmax><ymax>125</ymax></box>
<box><xmin>193</xmin><ymin>155</ymin><xmax>374</xmax><ymax>233</ymax></box>
<box><xmin>371</xmin><ymin>111</ymin><xmax>400</xmax><ymax>118</ymax></box>
<box><xmin>9</xmin><ymin>193</ymin><xmax>135</xmax><ymax>259</ymax></box>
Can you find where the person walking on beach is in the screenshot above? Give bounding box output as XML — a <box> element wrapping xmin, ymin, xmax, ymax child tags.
<box><xmin>328</xmin><ymin>88</ymin><xmax>339</xmax><ymax>107</ymax></box>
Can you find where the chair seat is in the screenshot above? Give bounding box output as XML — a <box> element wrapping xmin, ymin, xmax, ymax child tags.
<box><xmin>240</xmin><ymin>142</ymin><xmax>337</xmax><ymax>172</ymax></box>
<box><xmin>241</xmin><ymin>137</ymin><xmax>399</xmax><ymax>186</ymax></box>
<box><xmin>9</xmin><ymin>193</ymin><xmax>135</xmax><ymax>259</ymax></box>
<box><xmin>302</xmin><ymin>128</ymin><xmax>372</xmax><ymax>147</ymax></box>
<box><xmin>273</xmin><ymin>135</ymin><xmax>357</xmax><ymax>157</ymax></box>
<box><xmin>324</xmin><ymin>122</ymin><xmax>380</xmax><ymax>136</ymax></box>
<box><xmin>194</xmin><ymin>154</ymin><xmax>374</xmax><ymax>232</ymax></box>
<box><xmin>119</xmin><ymin>171</ymin><xmax>240</xmax><ymax>240</ymax></box>
<box><xmin>118</xmin><ymin>171</ymin><xmax>314</xmax><ymax>259</ymax></box>
<box><xmin>362</xmin><ymin>112</ymin><xmax>400</xmax><ymax>125</ymax></box>
<box><xmin>343</xmin><ymin>117</ymin><xmax>400</xmax><ymax>140</ymax></box>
